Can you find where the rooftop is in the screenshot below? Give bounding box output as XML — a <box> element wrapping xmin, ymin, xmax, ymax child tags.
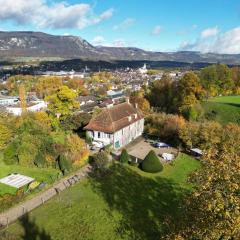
<box><xmin>85</xmin><ymin>102</ymin><xmax>144</xmax><ymax>133</ymax></box>
<box><xmin>0</xmin><ymin>173</ymin><xmax>34</xmax><ymax>189</ymax></box>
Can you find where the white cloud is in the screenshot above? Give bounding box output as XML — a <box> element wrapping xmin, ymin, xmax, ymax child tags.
<box><xmin>180</xmin><ymin>27</ymin><xmax>240</xmax><ymax>54</ymax></box>
<box><xmin>152</xmin><ymin>25</ymin><xmax>163</xmax><ymax>35</ymax></box>
<box><xmin>113</xmin><ymin>18</ymin><xmax>135</xmax><ymax>31</ymax></box>
<box><xmin>0</xmin><ymin>0</ymin><xmax>113</xmax><ymax>29</ymax></box>
<box><xmin>201</xmin><ymin>26</ymin><xmax>219</xmax><ymax>38</ymax></box>
<box><xmin>91</xmin><ymin>36</ymin><xmax>129</xmax><ymax>48</ymax></box>
<box><xmin>91</xmin><ymin>36</ymin><xmax>106</xmax><ymax>45</ymax></box>
<box><xmin>112</xmin><ymin>39</ymin><xmax>127</xmax><ymax>47</ymax></box>
<box><xmin>212</xmin><ymin>27</ymin><xmax>240</xmax><ymax>53</ymax></box>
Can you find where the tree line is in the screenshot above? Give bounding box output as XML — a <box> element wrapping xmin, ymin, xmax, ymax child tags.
<box><xmin>146</xmin><ymin>64</ymin><xmax>240</xmax><ymax>120</ymax></box>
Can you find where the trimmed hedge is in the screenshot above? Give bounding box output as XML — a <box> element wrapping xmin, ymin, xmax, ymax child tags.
<box><xmin>119</xmin><ymin>149</ymin><xmax>130</xmax><ymax>164</ymax></box>
<box><xmin>141</xmin><ymin>150</ymin><xmax>163</xmax><ymax>173</ymax></box>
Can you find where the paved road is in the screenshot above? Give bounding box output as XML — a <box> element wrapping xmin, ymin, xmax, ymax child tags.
<box><xmin>0</xmin><ymin>164</ymin><xmax>92</xmax><ymax>228</ymax></box>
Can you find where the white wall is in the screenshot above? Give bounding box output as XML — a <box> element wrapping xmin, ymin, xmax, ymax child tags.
<box><xmin>88</xmin><ymin>118</ymin><xmax>144</xmax><ymax>149</ymax></box>
<box><xmin>6</xmin><ymin>101</ymin><xmax>47</xmax><ymax>116</ymax></box>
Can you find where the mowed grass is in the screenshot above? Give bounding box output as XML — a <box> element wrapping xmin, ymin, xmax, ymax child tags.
<box><xmin>2</xmin><ymin>154</ymin><xmax>200</xmax><ymax>240</ymax></box>
<box><xmin>208</xmin><ymin>95</ymin><xmax>240</xmax><ymax>104</ymax></box>
<box><xmin>202</xmin><ymin>95</ymin><xmax>240</xmax><ymax>125</ymax></box>
<box><xmin>0</xmin><ymin>153</ymin><xmax>60</xmax><ymax>196</ymax></box>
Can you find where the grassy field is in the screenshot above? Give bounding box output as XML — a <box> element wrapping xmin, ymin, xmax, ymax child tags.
<box><xmin>208</xmin><ymin>95</ymin><xmax>240</xmax><ymax>104</ymax></box>
<box><xmin>2</xmin><ymin>154</ymin><xmax>200</xmax><ymax>240</ymax></box>
<box><xmin>202</xmin><ymin>95</ymin><xmax>240</xmax><ymax>125</ymax></box>
<box><xmin>0</xmin><ymin>153</ymin><xmax>60</xmax><ymax>196</ymax></box>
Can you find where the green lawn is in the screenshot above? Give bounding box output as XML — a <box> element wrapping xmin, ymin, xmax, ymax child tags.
<box><xmin>208</xmin><ymin>95</ymin><xmax>240</xmax><ymax>104</ymax></box>
<box><xmin>2</xmin><ymin>154</ymin><xmax>200</xmax><ymax>240</ymax></box>
<box><xmin>202</xmin><ymin>95</ymin><xmax>240</xmax><ymax>125</ymax></box>
<box><xmin>0</xmin><ymin>153</ymin><xmax>60</xmax><ymax>196</ymax></box>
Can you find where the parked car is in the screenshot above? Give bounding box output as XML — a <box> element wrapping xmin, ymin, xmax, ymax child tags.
<box><xmin>92</xmin><ymin>141</ymin><xmax>104</xmax><ymax>149</ymax></box>
<box><xmin>153</xmin><ymin>142</ymin><xmax>170</xmax><ymax>148</ymax></box>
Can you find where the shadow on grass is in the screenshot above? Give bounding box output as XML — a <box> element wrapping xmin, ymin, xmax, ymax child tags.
<box><xmin>0</xmin><ymin>214</ymin><xmax>51</xmax><ymax>240</ymax></box>
<box><xmin>89</xmin><ymin>164</ymin><xmax>188</xmax><ymax>240</ymax></box>
<box><xmin>224</xmin><ymin>102</ymin><xmax>240</xmax><ymax>108</ymax></box>
<box><xmin>20</xmin><ymin>214</ymin><xmax>51</xmax><ymax>240</ymax></box>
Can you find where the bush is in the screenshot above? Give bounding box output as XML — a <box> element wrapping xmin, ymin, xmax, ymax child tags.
<box><xmin>92</xmin><ymin>151</ymin><xmax>109</xmax><ymax>170</ymax></box>
<box><xmin>141</xmin><ymin>150</ymin><xmax>163</xmax><ymax>173</ymax></box>
<box><xmin>3</xmin><ymin>142</ymin><xmax>18</xmax><ymax>165</ymax></box>
<box><xmin>103</xmin><ymin>144</ymin><xmax>113</xmax><ymax>154</ymax></box>
<box><xmin>119</xmin><ymin>149</ymin><xmax>130</xmax><ymax>164</ymax></box>
<box><xmin>181</xmin><ymin>104</ymin><xmax>204</xmax><ymax>121</ymax></box>
<box><xmin>34</xmin><ymin>153</ymin><xmax>46</xmax><ymax>167</ymax></box>
<box><xmin>58</xmin><ymin>155</ymin><xmax>72</xmax><ymax>174</ymax></box>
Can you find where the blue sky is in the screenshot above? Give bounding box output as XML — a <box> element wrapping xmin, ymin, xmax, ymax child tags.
<box><xmin>0</xmin><ymin>0</ymin><xmax>240</xmax><ymax>53</ymax></box>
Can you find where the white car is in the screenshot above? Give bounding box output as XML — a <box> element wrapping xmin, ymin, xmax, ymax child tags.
<box><xmin>92</xmin><ymin>141</ymin><xmax>104</xmax><ymax>148</ymax></box>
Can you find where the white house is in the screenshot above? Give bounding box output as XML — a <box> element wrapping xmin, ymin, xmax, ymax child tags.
<box><xmin>0</xmin><ymin>95</ymin><xmax>19</xmax><ymax>106</ymax></box>
<box><xmin>6</xmin><ymin>101</ymin><xmax>47</xmax><ymax>116</ymax></box>
<box><xmin>107</xmin><ymin>90</ymin><xmax>124</xmax><ymax>100</ymax></box>
<box><xmin>85</xmin><ymin>101</ymin><xmax>144</xmax><ymax>149</ymax></box>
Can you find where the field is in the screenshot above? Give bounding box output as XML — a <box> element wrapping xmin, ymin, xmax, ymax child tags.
<box><xmin>2</xmin><ymin>154</ymin><xmax>200</xmax><ymax>240</ymax></box>
<box><xmin>202</xmin><ymin>95</ymin><xmax>240</xmax><ymax>125</ymax></box>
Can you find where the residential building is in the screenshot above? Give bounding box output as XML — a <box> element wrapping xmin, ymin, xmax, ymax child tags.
<box><xmin>0</xmin><ymin>95</ymin><xmax>19</xmax><ymax>106</ymax></box>
<box><xmin>85</xmin><ymin>101</ymin><xmax>144</xmax><ymax>149</ymax></box>
<box><xmin>6</xmin><ymin>101</ymin><xmax>47</xmax><ymax>116</ymax></box>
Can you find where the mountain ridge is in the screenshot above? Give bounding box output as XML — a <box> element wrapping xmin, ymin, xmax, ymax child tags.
<box><xmin>0</xmin><ymin>31</ymin><xmax>240</xmax><ymax>65</ymax></box>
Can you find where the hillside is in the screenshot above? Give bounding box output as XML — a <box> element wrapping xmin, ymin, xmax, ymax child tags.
<box><xmin>202</xmin><ymin>96</ymin><xmax>240</xmax><ymax>125</ymax></box>
<box><xmin>0</xmin><ymin>31</ymin><xmax>240</xmax><ymax>64</ymax></box>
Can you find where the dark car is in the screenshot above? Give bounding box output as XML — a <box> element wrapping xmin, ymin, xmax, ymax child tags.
<box><xmin>153</xmin><ymin>142</ymin><xmax>170</xmax><ymax>148</ymax></box>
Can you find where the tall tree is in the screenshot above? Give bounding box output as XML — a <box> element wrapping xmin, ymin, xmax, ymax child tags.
<box><xmin>232</xmin><ymin>67</ymin><xmax>240</xmax><ymax>94</ymax></box>
<box><xmin>164</xmin><ymin>124</ymin><xmax>240</xmax><ymax>240</ymax></box>
<box><xmin>45</xmin><ymin>86</ymin><xmax>79</xmax><ymax>120</ymax></box>
<box><xmin>148</xmin><ymin>74</ymin><xmax>177</xmax><ymax>113</ymax></box>
<box><xmin>130</xmin><ymin>90</ymin><xmax>150</xmax><ymax>114</ymax></box>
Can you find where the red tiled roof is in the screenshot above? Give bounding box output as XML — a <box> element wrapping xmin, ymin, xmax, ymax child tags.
<box><xmin>84</xmin><ymin>102</ymin><xmax>144</xmax><ymax>133</ymax></box>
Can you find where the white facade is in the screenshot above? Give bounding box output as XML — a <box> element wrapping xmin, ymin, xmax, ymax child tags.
<box><xmin>6</xmin><ymin>101</ymin><xmax>48</xmax><ymax>116</ymax></box>
<box><xmin>0</xmin><ymin>96</ymin><xmax>19</xmax><ymax>106</ymax></box>
<box><xmin>87</xmin><ymin>118</ymin><xmax>144</xmax><ymax>149</ymax></box>
<box><xmin>138</xmin><ymin>64</ymin><xmax>147</xmax><ymax>74</ymax></box>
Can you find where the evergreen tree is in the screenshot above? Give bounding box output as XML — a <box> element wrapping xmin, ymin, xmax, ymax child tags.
<box><xmin>141</xmin><ymin>150</ymin><xmax>163</xmax><ymax>173</ymax></box>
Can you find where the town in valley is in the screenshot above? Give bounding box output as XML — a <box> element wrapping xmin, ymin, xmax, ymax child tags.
<box><xmin>0</xmin><ymin>1</ymin><xmax>239</xmax><ymax>240</ymax></box>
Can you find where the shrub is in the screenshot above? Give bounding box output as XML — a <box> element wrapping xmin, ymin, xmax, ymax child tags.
<box><xmin>119</xmin><ymin>149</ymin><xmax>130</xmax><ymax>164</ymax></box>
<box><xmin>34</xmin><ymin>153</ymin><xmax>46</xmax><ymax>167</ymax></box>
<box><xmin>65</xmin><ymin>134</ymin><xmax>89</xmax><ymax>166</ymax></box>
<box><xmin>3</xmin><ymin>142</ymin><xmax>18</xmax><ymax>165</ymax></box>
<box><xmin>103</xmin><ymin>144</ymin><xmax>113</xmax><ymax>154</ymax></box>
<box><xmin>58</xmin><ymin>155</ymin><xmax>72</xmax><ymax>174</ymax></box>
<box><xmin>92</xmin><ymin>151</ymin><xmax>109</xmax><ymax>170</ymax></box>
<box><xmin>141</xmin><ymin>150</ymin><xmax>163</xmax><ymax>173</ymax></box>
<box><xmin>181</xmin><ymin>104</ymin><xmax>204</xmax><ymax>121</ymax></box>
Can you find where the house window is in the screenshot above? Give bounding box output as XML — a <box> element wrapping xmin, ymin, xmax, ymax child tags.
<box><xmin>98</xmin><ymin>132</ymin><xmax>101</xmax><ymax>138</ymax></box>
<box><xmin>115</xmin><ymin>141</ymin><xmax>120</xmax><ymax>148</ymax></box>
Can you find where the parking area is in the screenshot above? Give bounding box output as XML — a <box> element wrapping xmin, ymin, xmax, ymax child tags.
<box><xmin>125</xmin><ymin>137</ymin><xmax>178</xmax><ymax>162</ymax></box>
